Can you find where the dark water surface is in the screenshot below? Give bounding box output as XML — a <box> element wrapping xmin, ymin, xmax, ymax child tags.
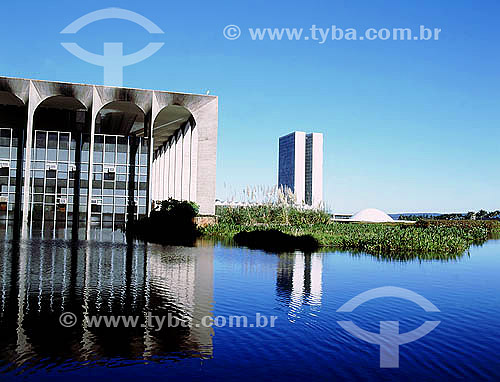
<box><xmin>0</xmin><ymin>229</ymin><xmax>499</xmax><ymax>381</ymax></box>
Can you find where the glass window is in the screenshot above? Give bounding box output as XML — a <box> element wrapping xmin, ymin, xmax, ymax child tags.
<box><xmin>48</xmin><ymin>132</ymin><xmax>58</xmax><ymax>147</ymax></box>
<box><xmin>47</xmin><ymin>149</ymin><xmax>57</xmax><ymax>161</ymax></box>
<box><xmin>81</xmin><ymin>151</ymin><xmax>89</xmax><ymax>162</ymax></box>
<box><xmin>59</xmin><ymin>150</ymin><xmax>69</xmax><ymax>161</ymax></box>
<box><xmin>44</xmin><ymin>195</ymin><xmax>55</xmax><ymax>204</ymax></box>
<box><xmin>105</xmin><ymin>136</ymin><xmax>116</xmax><ymax>150</ymax></box>
<box><xmin>104</xmin><ymin>152</ymin><xmax>115</xmax><ymax>163</ymax></box>
<box><xmin>59</xmin><ymin>134</ymin><xmax>70</xmax><ymax>150</ymax></box>
<box><xmin>102</xmin><ymin>213</ymin><xmax>113</xmax><ymax>222</ymax></box>
<box><xmin>115</xmin><ymin>197</ymin><xmax>126</xmax><ymax>206</ymax></box>
<box><xmin>117</xmin><ymin>152</ymin><xmax>127</xmax><ymax>164</ymax></box>
<box><xmin>35</xmin><ymin>132</ymin><xmax>46</xmax><ymax>148</ymax></box>
<box><xmin>0</xmin><ymin>147</ymin><xmax>10</xmax><ymax>158</ymax></box>
<box><xmin>93</xmin><ymin>151</ymin><xmax>103</xmax><ymax>163</ymax></box>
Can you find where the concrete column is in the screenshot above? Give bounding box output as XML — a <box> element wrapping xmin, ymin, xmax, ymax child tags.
<box><xmin>193</xmin><ymin>98</ymin><xmax>218</xmax><ymax>215</ymax></box>
<box><xmin>174</xmin><ymin>129</ymin><xmax>182</xmax><ymax>200</ymax></box>
<box><xmin>149</xmin><ymin>91</ymin><xmax>160</xmax><ymax>213</ymax></box>
<box><xmin>145</xmin><ymin>114</ymin><xmax>154</xmax><ymax>216</ymax></box>
<box><xmin>152</xmin><ymin>151</ymin><xmax>157</xmax><ymax>201</ymax></box>
<box><xmin>159</xmin><ymin>145</ymin><xmax>165</xmax><ymax>200</ymax></box>
<box><xmin>156</xmin><ymin>150</ymin><xmax>161</xmax><ymax>200</ymax></box>
<box><xmin>85</xmin><ymin>86</ymin><xmax>102</xmax><ymax>239</ymax></box>
<box><xmin>13</xmin><ymin>108</ymin><xmax>27</xmax><ymax>238</ymax></box>
<box><xmin>157</xmin><ymin>150</ymin><xmax>162</xmax><ymax>200</ymax></box>
<box><xmin>127</xmin><ymin>137</ymin><xmax>138</xmax><ymax>224</ymax></box>
<box><xmin>189</xmin><ymin>123</ymin><xmax>198</xmax><ymax>203</ymax></box>
<box><xmin>71</xmin><ymin>111</ymin><xmax>84</xmax><ymax>240</ymax></box>
<box><xmin>21</xmin><ymin>81</ymin><xmax>42</xmax><ymax>236</ymax></box>
<box><xmin>164</xmin><ymin>142</ymin><xmax>169</xmax><ymax>199</ymax></box>
<box><xmin>181</xmin><ymin>123</ymin><xmax>191</xmax><ymax>201</ymax></box>
<box><xmin>168</xmin><ymin>137</ymin><xmax>175</xmax><ymax>198</ymax></box>
<box><xmin>163</xmin><ymin>142</ymin><xmax>170</xmax><ymax>199</ymax></box>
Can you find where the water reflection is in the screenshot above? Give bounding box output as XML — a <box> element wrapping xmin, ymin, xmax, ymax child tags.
<box><xmin>0</xmin><ymin>233</ymin><xmax>214</xmax><ymax>373</ymax></box>
<box><xmin>276</xmin><ymin>253</ymin><xmax>323</xmax><ymax>321</ymax></box>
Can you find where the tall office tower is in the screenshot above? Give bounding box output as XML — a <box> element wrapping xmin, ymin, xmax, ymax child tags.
<box><xmin>278</xmin><ymin>132</ymin><xmax>323</xmax><ymax>207</ymax></box>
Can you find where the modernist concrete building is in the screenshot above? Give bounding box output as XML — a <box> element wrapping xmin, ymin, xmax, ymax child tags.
<box><xmin>278</xmin><ymin>131</ymin><xmax>323</xmax><ymax>207</ymax></box>
<box><xmin>0</xmin><ymin>76</ymin><xmax>217</xmax><ymax>237</ymax></box>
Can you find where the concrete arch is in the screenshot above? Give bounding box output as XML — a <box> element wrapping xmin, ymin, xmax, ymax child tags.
<box><xmin>85</xmin><ymin>97</ymin><xmax>150</xmax><ymax>234</ymax></box>
<box><xmin>93</xmin><ymin>86</ymin><xmax>150</xmax><ymax>116</ymax></box>
<box><xmin>0</xmin><ymin>90</ymin><xmax>24</xmax><ymax>107</ymax></box>
<box><xmin>95</xmin><ymin>100</ymin><xmax>145</xmax><ymax>136</ymax></box>
<box><xmin>33</xmin><ymin>95</ymin><xmax>88</xmax><ymax>132</ymax></box>
<box><xmin>151</xmin><ymin>104</ymin><xmax>197</xmax><ymax>203</ymax></box>
<box><xmin>35</xmin><ymin>94</ymin><xmax>87</xmax><ymax>111</ymax></box>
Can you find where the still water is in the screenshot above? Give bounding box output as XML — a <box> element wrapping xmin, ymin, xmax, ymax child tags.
<box><xmin>0</xmin><ymin>230</ymin><xmax>499</xmax><ymax>381</ymax></box>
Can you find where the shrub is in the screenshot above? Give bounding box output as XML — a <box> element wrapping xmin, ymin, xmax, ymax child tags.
<box><xmin>127</xmin><ymin>198</ymin><xmax>200</xmax><ymax>245</ymax></box>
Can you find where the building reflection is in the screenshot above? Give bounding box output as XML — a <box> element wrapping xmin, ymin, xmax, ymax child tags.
<box><xmin>276</xmin><ymin>253</ymin><xmax>323</xmax><ymax>321</ymax></box>
<box><xmin>0</xmin><ymin>235</ymin><xmax>214</xmax><ymax>371</ymax></box>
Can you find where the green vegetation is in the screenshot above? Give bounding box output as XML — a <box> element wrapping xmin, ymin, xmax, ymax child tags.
<box><xmin>128</xmin><ymin>198</ymin><xmax>200</xmax><ymax>245</ymax></box>
<box><xmin>399</xmin><ymin>209</ymin><xmax>500</xmax><ymax>221</ymax></box>
<box><xmin>202</xmin><ymin>206</ymin><xmax>500</xmax><ymax>259</ymax></box>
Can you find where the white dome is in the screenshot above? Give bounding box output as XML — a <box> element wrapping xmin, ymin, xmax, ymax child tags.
<box><xmin>349</xmin><ymin>208</ymin><xmax>394</xmax><ymax>223</ymax></box>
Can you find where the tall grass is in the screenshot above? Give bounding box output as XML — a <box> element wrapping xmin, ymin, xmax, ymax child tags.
<box><xmin>202</xmin><ymin>205</ymin><xmax>500</xmax><ymax>259</ymax></box>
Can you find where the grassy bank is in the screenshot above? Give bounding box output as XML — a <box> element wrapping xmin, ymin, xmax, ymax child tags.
<box><xmin>202</xmin><ymin>206</ymin><xmax>500</xmax><ymax>258</ymax></box>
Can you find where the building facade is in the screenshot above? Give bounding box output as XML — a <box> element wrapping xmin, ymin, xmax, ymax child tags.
<box><xmin>0</xmin><ymin>77</ymin><xmax>218</xmax><ymax>237</ymax></box>
<box><xmin>278</xmin><ymin>131</ymin><xmax>323</xmax><ymax>207</ymax></box>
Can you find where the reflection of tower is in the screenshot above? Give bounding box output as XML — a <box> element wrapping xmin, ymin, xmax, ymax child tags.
<box><xmin>276</xmin><ymin>254</ymin><xmax>323</xmax><ymax>321</ymax></box>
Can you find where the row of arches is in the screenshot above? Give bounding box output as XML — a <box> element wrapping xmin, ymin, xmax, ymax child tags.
<box><xmin>0</xmin><ymin>83</ymin><xmax>198</xmax><ymax>239</ymax></box>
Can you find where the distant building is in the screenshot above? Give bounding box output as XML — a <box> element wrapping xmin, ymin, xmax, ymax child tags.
<box><xmin>278</xmin><ymin>132</ymin><xmax>323</xmax><ymax>207</ymax></box>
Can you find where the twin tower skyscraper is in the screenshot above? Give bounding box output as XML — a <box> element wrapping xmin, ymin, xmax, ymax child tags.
<box><xmin>278</xmin><ymin>132</ymin><xmax>323</xmax><ymax>207</ymax></box>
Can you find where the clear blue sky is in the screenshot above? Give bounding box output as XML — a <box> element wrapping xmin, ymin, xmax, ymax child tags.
<box><xmin>1</xmin><ymin>0</ymin><xmax>499</xmax><ymax>213</ymax></box>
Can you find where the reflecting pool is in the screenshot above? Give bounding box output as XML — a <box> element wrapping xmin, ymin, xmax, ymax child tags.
<box><xmin>0</xmin><ymin>230</ymin><xmax>499</xmax><ymax>380</ymax></box>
